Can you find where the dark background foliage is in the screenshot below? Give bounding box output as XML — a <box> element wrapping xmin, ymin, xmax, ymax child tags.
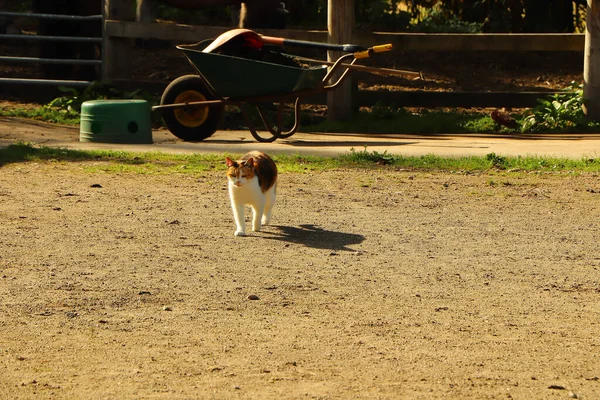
<box><xmin>5</xmin><ymin>0</ymin><xmax>589</xmax><ymax>32</ymax></box>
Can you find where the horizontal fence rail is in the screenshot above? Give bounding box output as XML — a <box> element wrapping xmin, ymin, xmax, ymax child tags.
<box><xmin>0</xmin><ymin>11</ymin><xmax>103</xmax><ymax>87</ymax></box>
<box><xmin>0</xmin><ymin>11</ymin><xmax>101</xmax><ymax>21</ymax></box>
<box><xmin>0</xmin><ymin>34</ymin><xmax>102</xmax><ymax>43</ymax></box>
<box><xmin>0</xmin><ymin>77</ymin><xmax>95</xmax><ymax>87</ymax></box>
<box><xmin>0</xmin><ymin>56</ymin><xmax>102</xmax><ymax>65</ymax></box>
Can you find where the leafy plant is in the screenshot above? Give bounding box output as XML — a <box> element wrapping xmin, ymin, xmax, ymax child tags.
<box><xmin>521</xmin><ymin>82</ymin><xmax>592</xmax><ymax>132</ymax></box>
<box><xmin>34</xmin><ymin>83</ymin><xmax>158</xmax><ymax>125</ymax></box>
<box><xmin>411</xmin><ymin>5</ymin><xmax>483</xmax><ymax>33</ymax></box>
<box><xmin>47</xmin><ymin>82</ymin><xmax>154</xmax><ymax>115</ymax></box>
<box><xmin>486</xmin><ymin>152</ymin><xmax>508</xmax><ymax>169</ymax></box>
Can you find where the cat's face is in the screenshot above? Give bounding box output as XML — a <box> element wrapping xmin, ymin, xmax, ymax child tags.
<box><xmin>226</xmin><ymin>157</ymin><xmax>255</xmax><ymax>187</ymax></box>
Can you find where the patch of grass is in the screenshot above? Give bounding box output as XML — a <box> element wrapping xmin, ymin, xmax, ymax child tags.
<box><xmin>0</xmin><ymin>83</ymin><xmax>158</xmax><ymax>126</ymax></box>
<box><xmin>0</xmin><ymin>142</ymin><xmax>222</xmax><ymax>172</ymax></box>
<box><xmin>304</xmin><ymin>106</ymin><xmax>505</xmax><ymax>135</ymax></box>
<box><xmin>339</xmin><ymin>147</ymin><xmax>600</xmax><ymax>173</ymax></box>
<box><xmin>3</xmin><ymin>143</ymin><xmax>600</xmax><ymax>174</ymax></box>
<box><xmin>0</xmin><ymin>142</ymin><xmax>94</xmax><ymax>164</ymax></box>
<box><xmin>0</xmin><ymin>105</ymin><xmax>81</xmax><ymax>125</ymax></box>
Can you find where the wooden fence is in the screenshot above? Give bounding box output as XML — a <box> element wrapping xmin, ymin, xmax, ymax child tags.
<box><xmin>96</xmin><ymin>0</ymin><xmax>586</xmax><ymax>111</ymax></box>
<box><xmin>104</xmin><ymin>22</ymin><xmax>585</xmax><ymax>53</ymax></box>
<box><xmin>103</xmin><ymin>19</ymin><xmax>584</xmax><ymax>109</ymax></box>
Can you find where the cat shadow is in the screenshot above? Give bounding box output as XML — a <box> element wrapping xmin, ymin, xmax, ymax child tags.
<box><xmin>262</xmin><ymin>224</ymin><xmax>365</xmax><ymax>251</ymax></box>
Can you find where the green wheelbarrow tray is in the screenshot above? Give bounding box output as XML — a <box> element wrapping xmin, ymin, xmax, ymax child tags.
<box><xmin>177</xmin><ymin>40</ymin><xmax>328</xmax><ymax>100</ymax></box>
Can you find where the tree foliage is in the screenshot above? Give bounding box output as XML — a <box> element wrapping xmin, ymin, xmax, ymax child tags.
<box><xmin>405</xmin><ymin>0</ymin><xmax>587</xmax><ymax>33</ymax></box>
<box><xmin>289</xmin><ymin>0</ymin><xmax>587</xmax><ymax>33</ymax></box>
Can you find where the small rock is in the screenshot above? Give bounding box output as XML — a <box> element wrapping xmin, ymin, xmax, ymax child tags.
<box><xmin>548</xmin><ymin>385</ymin><xmax>566</xmax><ymax>390</ymax></box>
<box><xmin>162</xmin><ymin>306</ymin><xmax>173</xmax><ymax>311</ymax></box>
<box><xmin>569</xmin><ymin>392</ymin><xmax>579</xmax><ymax>399</ymax></box>
<box><xmin>247</xmin><ymin>294</ymin><xmax>260</xmax><ymax>301</ymax></box>
<box><xmin>90</xmin><ymin>183</ymin><xmax>103</xmax><ymax>188</ymax></box>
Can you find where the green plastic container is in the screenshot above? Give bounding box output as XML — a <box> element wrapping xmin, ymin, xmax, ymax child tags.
<box><xmin>80</xmin><ymin>99</ymin><xmax>153</xmax><ymax>144</ymax></box>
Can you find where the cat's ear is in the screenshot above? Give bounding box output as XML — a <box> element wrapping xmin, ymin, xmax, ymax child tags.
<box><xmin>226</xmin><ymin>157</ymin><xmax>236</xmax><ymax>167</ymax></box>
<box><xmin>244</xmin><ymin>157</ymin><xmax>254</xmax><ymax>167</ymax></box>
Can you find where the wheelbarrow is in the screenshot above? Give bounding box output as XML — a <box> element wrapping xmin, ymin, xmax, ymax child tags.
<box><xmin>152</xmin><ymin>29</ymin><xmax>417</xmax><ymax>143</ymax></box>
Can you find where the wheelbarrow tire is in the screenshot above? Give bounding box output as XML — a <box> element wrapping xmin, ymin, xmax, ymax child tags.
<box><xmin>160</xmin><ymin>75</ymin><xmax>224</xmax><ymax>142</ymax></box>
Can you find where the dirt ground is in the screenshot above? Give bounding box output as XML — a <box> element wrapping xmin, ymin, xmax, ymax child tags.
<box><xmin>1</xmin><ymin>154</ymin><xmax>600</xmax><ymax>399</ymax></box>
<box><xmin>0</xmin><ymin>29</ymin><xmax>599</xmax><ymax>399</ymax></box>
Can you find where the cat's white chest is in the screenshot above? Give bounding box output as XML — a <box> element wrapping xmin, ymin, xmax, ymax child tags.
<box><xmin>228</xmin><ymin>177</ymin><xmax>262</xmax><ymax>205</ymax></box>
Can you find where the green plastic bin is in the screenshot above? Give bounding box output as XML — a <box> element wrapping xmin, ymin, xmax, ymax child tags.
<box><xmin>80</xmin><ymin>99</ymin><xmax>153</xmax><ymax>144</ymax></box>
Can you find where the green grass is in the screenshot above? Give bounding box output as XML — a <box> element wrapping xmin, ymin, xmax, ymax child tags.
<box><xmin>0</xmin><ymin>106</ymin><xmax>81</xmax><ymax>125</ymax></box>
<box><xmin>2</xmin><ymin>142</ymin><xmax>600</xmax><ymax>174</ymax></box>
<box><xmin>302</xmin><ymin>107</ymin><xmax>502</xmax><ymax>135</ymax></box>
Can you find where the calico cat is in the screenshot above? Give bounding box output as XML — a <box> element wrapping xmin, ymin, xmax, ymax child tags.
<box><xmin>225</xmin><ymin>151</ymin><xmax>277</xmax><ymax>236</ymax></box>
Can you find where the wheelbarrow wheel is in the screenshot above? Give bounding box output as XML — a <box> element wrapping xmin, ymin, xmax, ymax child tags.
<box><xmin>160</xmin><ymin>75</ymin><xmax>224</xmax><ymax>141</ymax></box>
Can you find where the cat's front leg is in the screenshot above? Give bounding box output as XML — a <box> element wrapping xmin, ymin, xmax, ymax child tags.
<box><xmin>232</xmin><ymin>202</ymin><xmax>246</xmax><ymax>236</ymax></box>
<box><xmin>262</xmin><ymin>185</ymin><xmax>276</xmax><ymax>226</ymax></box>
<box><xmin>251</xmin><ymin>203</ymin><xmax>265</xmax><ymax>232</ymax></box>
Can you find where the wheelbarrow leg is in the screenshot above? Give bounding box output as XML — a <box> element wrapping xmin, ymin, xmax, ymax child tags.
<box><xmin>241</xmin><ymin>99</ymin><xmax>301</xmax><ymax>143</ymax></box>
<box><xmin>271</xmin><ymin>97</ymin><xmax>301</xmax><ymax>139</ymax></box>
<box><xmin>240</xmin><ymin>105</ymin><xmax>279</xmax><ymax>143</ymax></box>
<box><xmin>252</xmin><ymin>98</ymin><xmax>301</xmax><ymax>140</ymax></box>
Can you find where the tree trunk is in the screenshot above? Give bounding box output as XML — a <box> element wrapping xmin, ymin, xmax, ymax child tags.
<box><xmin>584</xmin><ymin>0</ymin><xmax>600</xmax><ymax>119</ymax></box>
<box><xmin>327</xmin><ymin>0</ymin><xmax>353</xmax><ymax>121</ymax></box>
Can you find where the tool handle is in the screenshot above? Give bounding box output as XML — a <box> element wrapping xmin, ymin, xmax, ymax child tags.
<box><xmin>354</xmin><ymin>43</ymin><xmax>393</xmax><ymax>59</ymax></box>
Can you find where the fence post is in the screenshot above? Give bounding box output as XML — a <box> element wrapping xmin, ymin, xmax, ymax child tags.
<box><xmin>102</xmin><ymin>0</ymin><xmax>135</xmax><ymax>81</ymax></box>
<box><xmin>584</xmin><ymin>0</ymin><xmax>600</xmax><ymax>119</ymax></box>
<box><xmin>327</xmin><ymin>0</ymin><xmax>353</xmax><ymax>121</ymax></box>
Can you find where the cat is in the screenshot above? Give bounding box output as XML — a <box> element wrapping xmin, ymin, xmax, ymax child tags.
<box><xmin>225</xmin><ymin>151</ymin><xmax>277</xmax><ymax>236</ymax></box>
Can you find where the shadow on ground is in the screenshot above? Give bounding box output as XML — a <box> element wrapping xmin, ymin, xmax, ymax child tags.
<box><xmin>263</xmin><ymin>224</ymin><xmax>365</xmax><ymax>251</ymax></box>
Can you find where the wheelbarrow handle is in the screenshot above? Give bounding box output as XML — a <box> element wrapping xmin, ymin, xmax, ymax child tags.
<box><xmin>261</xmin><ymin>35</ymin><xmax>367</xmax><ymax>53</ymax></box>
<box><xmin>353</xmin><ymin>44</ymin><xmax>393</xmax><ymax>59</ymax></box>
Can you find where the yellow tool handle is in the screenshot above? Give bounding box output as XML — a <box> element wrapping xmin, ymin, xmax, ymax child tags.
<box><xmin>354</xmin><ymin>43</ymin><xmax>393</xmax><ymax>59</ymax></box>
